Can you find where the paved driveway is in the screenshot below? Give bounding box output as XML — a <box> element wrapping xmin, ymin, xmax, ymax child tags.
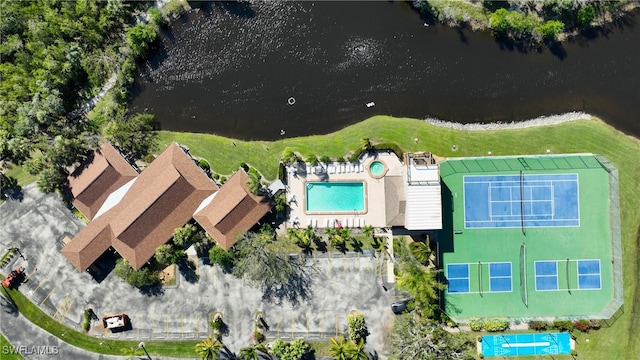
<box><xmin>0</xmin><ymin>185</ymin><xmax>398</xmax><ymax>358</ymax></box>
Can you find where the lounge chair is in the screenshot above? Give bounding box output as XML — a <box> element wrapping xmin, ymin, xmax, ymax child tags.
<box><xmin>340</xmin><ymin>163</ymin><xmax>346</xmax><ymax>173</ymax></box>
<box><xmin>329</xmin><ymin>164</ymin><xmax>336</xmax><ymax>174</ymax></box>
<box><xmin>306</xmin><ymin>165</ymin><xmax>311</xmax><ymax>174</ymax></box>
<box><xmin>308</xmin><ymin>218</ymin><xmax>313</xmax><ymax>227</ymax></box>
<box><xmin>350</xmin><ymin>163</ymin><xmax>355</xmax><ymax>172</ymax></box>
<box><xmin>326</xmin><ymin>219</ymin><xmax>330</xmax><ymax>227</ymax></box>
<box><xmin>337</xmin><ymin>164</ymin><xmax>342</xmax><ymax>174</ymax></box>
<box><xmin>314</xmin><ymin>219</ymin><xmax>318</xmax><ymax>228</ymax></box>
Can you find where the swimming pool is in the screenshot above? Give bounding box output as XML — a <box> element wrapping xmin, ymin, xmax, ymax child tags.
<box><xmin>306</xmin><ymin>182</ymin><xmax>365</xmax><ymax>212</ymax></box>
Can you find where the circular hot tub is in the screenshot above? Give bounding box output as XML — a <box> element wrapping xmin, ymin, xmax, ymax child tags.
<box><xmin>368</xmin><ymin>160</ymin><xmax>388</xmax><ymax>179</ymax></box>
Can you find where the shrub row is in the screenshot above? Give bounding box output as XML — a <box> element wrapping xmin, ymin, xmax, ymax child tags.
<box><xmin>468</xmin><ymin>318</ymin><xmax>509</xmax><ymax>332</ymax></box>
<box><xmin>528</xmin><ymin>319</ymin><xmax>601</xmax><ymax>333</ymax></box>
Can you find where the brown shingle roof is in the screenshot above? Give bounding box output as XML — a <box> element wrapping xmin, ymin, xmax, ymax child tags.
<box><xmin>62</xmin><ymin>143</ymin><xmax>219</xmax><ymax>271</ymax></box>
<box><xmin>194</xmin><ymin>169</ymin><xmax>273</xmax><ymax>250</ymax></box>
<box><xmin>67</xmin><ymin>143</ymin><xmax>138</xmax><ymax>220</ymax></box>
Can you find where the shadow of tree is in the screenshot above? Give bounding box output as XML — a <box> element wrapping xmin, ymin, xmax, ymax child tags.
<box><xmin>313</xmin><ymin>238</ymin><xmax>328</xmax><ymax>253</ymax></box>
<box><xmin>178</xmin><ymin>257</ymin><xmax>199</xmax><ymax>283</ymax></box>
<box><xmin>138</xmin><ymin>284</ymin><xmax>164</xmax><ymax>297</ymax></box>
<box><xmin>262</xmin><ymin>266</ymin><xmax>313</xmax><ymax>307</ymax></box>
<box><xmin>350</xmin><ymin>237</ymin><xmax>364</xmax><ymax>253</ymax></box>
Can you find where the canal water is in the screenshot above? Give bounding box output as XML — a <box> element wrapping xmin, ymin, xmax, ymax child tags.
<box><xmin>129</xmin><ymin>2</ymin><xmax>640</xmax><ymax>140</ymax></box>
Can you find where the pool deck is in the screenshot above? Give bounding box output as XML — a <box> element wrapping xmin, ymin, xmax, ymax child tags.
<box><xmin>286</xmin><ymin>152</ymin><xmax>404</xmax><ymax>230</ymax></box>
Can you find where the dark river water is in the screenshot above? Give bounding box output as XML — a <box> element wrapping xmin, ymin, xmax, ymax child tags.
<box><xmin>130</xmin><ymin>2</ymin><xmax>640</xmax><ymax>140</ymax></box>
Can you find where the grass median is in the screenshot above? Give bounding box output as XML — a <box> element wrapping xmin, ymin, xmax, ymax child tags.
<box><xmin>0</xmin><ymin>283</ymin><xmax>199</xmax><ymax>357</ymax></box>
<box><xmin>160</xmin><ymin>115</ymin><xmax>640</xmax><ymax>359</ymax></box>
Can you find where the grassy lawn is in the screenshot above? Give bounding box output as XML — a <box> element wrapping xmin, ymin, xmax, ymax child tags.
<box><xmin>3</xmin><ymin>163</ymin><xmax>37</xmax><ymax>187</ymax></box>
<box><xmin>161</xmin><ymin>115</ymin><xmax>640</xmax><ymax>359</ymax></box>
<box><xmin>0</xmin><ymin>333</ymin><xmax>25</xmax><ymax>360</ymax></box>
<box><xmin>0</xmin><ymin>284</ymin><xmax>199</xmax><ymax>358</ymax></box>
<box><xmin>308</xmin><ymin>339</ymin><xmax>333</xmax><ymax>357</ymax></box>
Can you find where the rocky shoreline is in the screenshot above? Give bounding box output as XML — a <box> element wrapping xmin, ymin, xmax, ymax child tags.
<box><xmin>423</xmin><ymin>111</ymin><xmax>592</xmax><ymax>131</ymax></box>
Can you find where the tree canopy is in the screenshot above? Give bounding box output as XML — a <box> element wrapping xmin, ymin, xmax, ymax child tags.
<box><xmin>391</xmin><ymin>315</ymin><xmax>474</xmax><ymax>360</ymax></box>
<box><xmin>0</xmin><ymin>0</ymin><xmax>158</xmax><ymax>192</ymax></box>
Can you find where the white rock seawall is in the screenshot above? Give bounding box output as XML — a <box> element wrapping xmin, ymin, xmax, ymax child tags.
<box><xmin>424</xmin><ymin>112</ymin><xmax>591</xmax><ymax>131</ymax></box>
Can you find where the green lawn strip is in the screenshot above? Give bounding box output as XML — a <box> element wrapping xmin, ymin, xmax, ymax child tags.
<box><xmin>0</xmin><ymin>333</ymin><xmax>25</xmax><ymax>360</ymax></box>
<box><xmin>0</xmin><ymin>284</ymin><xmax>199</xmax><ymax>358</ymax></box>
<box><xmin>3</xmin><ymin>163</ymin><xmax>37</xmax><ymax>187</ymax></box>
<box><xmin>160</xmin><ymin>116</ymin><xmax>640</xmax><ymax>359</ymax></box>
<box><xmin>308</xmin><ymin>339</ymin><xmax>333</xmax><ymax>357</ymax></box>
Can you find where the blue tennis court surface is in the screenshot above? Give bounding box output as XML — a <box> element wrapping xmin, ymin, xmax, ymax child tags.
<box><xmin>482</xmin><ymin>333</ymin><xmax>572</xmax><ymax>357</ymax></box>
<box><xmin>464</xmin><ymin>174</ymin><xmax>579</xmax><ymax>228</ymax></box>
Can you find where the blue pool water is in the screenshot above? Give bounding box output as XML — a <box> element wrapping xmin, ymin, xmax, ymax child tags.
<box><xmin>481</xmin><ymin>333</ymin><xmax>571</xmax><ymax>357</ymax></box>
<box><xmin>306</xmin><ymin>182</ymin><xmax>365</xmax><ymax>212</ymax></box>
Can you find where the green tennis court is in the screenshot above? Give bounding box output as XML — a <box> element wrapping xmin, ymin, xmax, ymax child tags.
<box><xmin>439</xmin><ymin>154</ymin><xmax>621</xmax><ymax>320</ymax></box>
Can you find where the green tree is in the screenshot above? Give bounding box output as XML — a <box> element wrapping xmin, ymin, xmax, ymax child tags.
<box><xmin>239</xmin><ymin>343</ymin><xmax>269</xmax><ymax>360</ymax></box>
<box><xmin>281</xmin><ymin>148</ymin><xmax>299</xmax><ymax>164</ymax></box>
<box><xmin>246</xmin><ymin>170</ymin><xmax>262</xmax><ymax>196</ymax></box>
<box><xmin>329</xmin><ymin>336</ymin><xmax>350</xmax><ymax>360</ymax></box>
<box><xmin>125</xmin><ymin>23</ymin><xmax>157</xmax><ymax>58</ymax></box>
<box><xmin>395</xmin><ymin>262</ymin><xmax>443</xmax><ymax>318</ymax></box>
<box><xmin>274</xmin><ymin>194</ymin><xmax>286</xmax><ymax>214</ymax></box>
<box><xmin>536</xmin><ymin>20</ymin><xmax>564</xmax><ymax>39</ymax></box>
<box><xmin>208</xmin><ymin>244</ymin><xmax>234</xmax><ymax>271</ymax></box>
<box><xmin>173</xmin><ymin>223</ymin><xmax>200</xmax><ymax>247</ymax></box>
<box><xmin>409</xmin><ymin>241</ymin><xmax>431</xmax><ymax>266</ymax></box>
<box><xmin>391</xmin><ymin>316</ymin><xmax>473</xmax><ymax>360</ymax></box>
<box><xmin>232</xmin><ymin>232</ymin><xmax>296</xmax><ymax>290</ymax></box>
<box><xmin>347</xmin><ymin>312</ymin><xmax>369</xmax><ymax>344</ymax></box>
<box><xmin>121</xmin><ymin>346</ymin><xmax>143</xmax><ymax>360</ymax></box>
<box><xmin>154</xmin><ymin>244</ymin><xmax>184</xmax><ymax>265</ymax></box>
<box><xmin>114</xmin><ymin>258</ymin><xmax>160</xmax><ymax>288</ymax></box>
<box><xmin>104</xmin><ymin>112</ymin><xmax>158</xmax><ymax>162</ymax></box>
<box><xmin>360</xmin><ymin>137</ymin><xmax>373</xmax><ymax>153</ymax></box>
<box><xmin>577</xmin><ymin>5</ymin><xmax>596</xmax><ymax>25</ymax></box>
<box><xmin>269</xmin><ymin>339</ymin><xmax>311</xmax><ymax>360</ymax></box>
<box><xmin>149</xmin><ymin>7</ymin><xmax>167</xmax><ymax>27</ymax></box>
<box><xmin>195</xmin><ymin>337</ymin><xmax>223</xmax><ymax>360</ymax></box>
<box><xmin>362</xmin><ymin>225</ymin><xmax>374</xmax><ymax>239</ymax></box>
<box><xmin>345</xmin><ymin>339</ymin><xmax>368</xmax><ymax>360</ymax></box>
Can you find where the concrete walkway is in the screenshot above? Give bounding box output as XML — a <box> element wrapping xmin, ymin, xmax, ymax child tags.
<box><xmin>0</xmin><ymin>185</ymin><xmax>397</xmax><ymax>358</ymax></box>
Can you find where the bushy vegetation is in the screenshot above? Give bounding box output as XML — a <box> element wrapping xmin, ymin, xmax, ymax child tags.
<box><xmin>82</xmin><ymin>309</ymin><xmax>91</xmax><ymax>332</ymax></box>
<box><xmin>412</xmin><ymin>0</ymin><xmax>631</xmax><ymax>44</ymax></box>
<box><xmin>391</xmin><ymin>315</ymin><xmax>474</xmax><ymax>359</ymax></box>
<box><xmin>468</xmin><ymin>318</ymin><xmax>510</xmax><ymax>332</ymax></box>
<box><xmin>114</xmin><ymin>258</ymin><xmax>160</xmax><ymax>288</ymax></box>
<box><xmin>270</xmin><ymin>339</ymin><xmax>312</xmax><ymax>360</ymax></box>
<box><xmin>347</xmin><ymin>312</ymin><xmax>369</xmax><ymax>345</ymax></box>
<box><xmin>528</xmin><ymin>320</ymin><xmax>550</xmax><ymax>331</ymax></box>
<box><xmin>552</xmin><ymin>320</ymin><xmax>574</xmax><ymax>332</ymax></box>
<box><xmin>0</xmin><ymin>0</ymin><xmax>158</xmax><ymax>192</ymax></box>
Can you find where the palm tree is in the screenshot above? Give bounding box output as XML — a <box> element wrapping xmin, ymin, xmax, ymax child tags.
<box><xmin>346</xmin><ymin>339</ymin><xmax>368</xmax><ymax>360</ymax></box>
<box><xmin>362</xmin><ymin>225</ymin><xmax>374</xmax><ymax>239</ymax></box>
<box><xmin>246</xmin><ymin>171</ymin><xmax>262</xmax><ymax>196</ymax></box>
<box><xmin>360</xmin><ymin>138</ymin><xmax>373</xmax><ymax>154</ymax></box>
<box><xmin>195</xmin><ymin>337</ymin><xmax>223</xmax><ymax>360</ymax></box>
<box><xmin>121</xmin><ymin>346</ymin><xmax>143</xmax><ymax>360</ymax></box>
<box><xmin>330</xmin><ymin>336</ymin><xmax>350</xmax><ymax>360</ymax></box>
<box><xmin>238</xmin><ymin>343</ymin><xmax>269</xmax><ymax>360</ymax></box>
<box><xmin>281</xmin><ymin>148</ymin><xmax>299</xmax><ymax>164</ymax></box>
<box><xmin>409</xmin><ymin>241</ymin><xmax>431</xmax><ymax>266</ymax></box>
